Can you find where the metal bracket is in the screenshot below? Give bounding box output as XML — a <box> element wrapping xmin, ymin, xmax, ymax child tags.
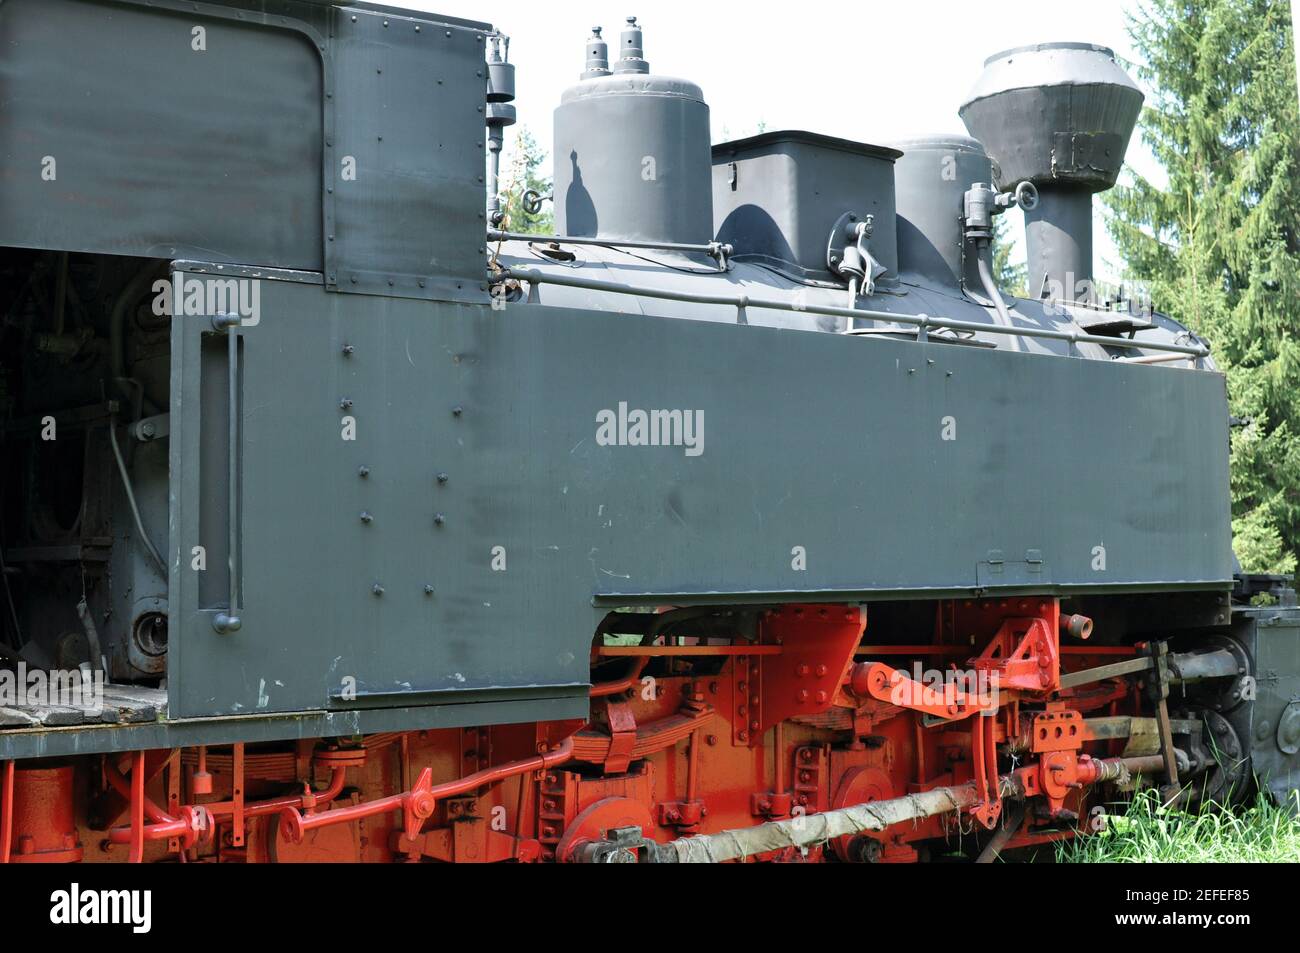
<box><xmin>826</xmin><ymin>212</ymin><xmax>882</xmax><ymax>303</ymax></box>
<box><xmin>129</xmin><ymin>413</ymin><xmax>170</xmax><ymax>443</ymax></box>
<box><xmin>603</xmin><ymin>700</ymin><xmax>637</xmax><ymax>774</ymax></box>
<box><xmin>1144</xmin><ymin>641</ymin><xmax>1181</xmax><ymax>792</ymax></box>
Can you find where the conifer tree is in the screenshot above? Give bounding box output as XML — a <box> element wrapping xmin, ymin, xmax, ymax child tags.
<box><xmin>499</xmin><ymin>127</ymin><xmax>555</xmax><ymax>235</ymax></box>
<box><xmin>993</xmin><ymin>214</ymin><xmax>1028</xmax><ymax>298</ymax></box>
<box><xmin>1105</xmin><ymin>0</ymin><xmax>1300</xmax><ymax>573</ymax></box>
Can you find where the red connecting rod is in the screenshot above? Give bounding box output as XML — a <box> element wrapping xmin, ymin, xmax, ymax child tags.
<box><xmin>278</xmin><ymin>738</ymin><xmax>576</xmax><ymax>844</ymax></box>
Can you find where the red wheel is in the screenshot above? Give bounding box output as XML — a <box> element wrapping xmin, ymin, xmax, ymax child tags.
<box><xmin>555</xmin><ymin>797</ymin><xmax>654</xmax><ymax>863</ymax></box>
<box><xmin>830</xmin><ymin>767</ymin><xmax>893</xmax><ymax>862</ymax></box>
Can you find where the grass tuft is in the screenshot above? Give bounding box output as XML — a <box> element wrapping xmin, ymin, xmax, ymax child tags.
<box><xmin>1058</xmin><ymin>789</ymin><xmax>1300</xmax><ymax>863</ymax></box>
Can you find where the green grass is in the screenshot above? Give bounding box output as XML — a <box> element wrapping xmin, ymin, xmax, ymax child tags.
<box><xmin>1058</xmin><ymin>789</ymin><xmax>1300</xmax><ymax>863</ymax></box>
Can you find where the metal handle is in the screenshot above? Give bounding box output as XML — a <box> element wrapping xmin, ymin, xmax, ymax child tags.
<box><xmin>211</xmin><ymin>314</ymin><xmax>242</xmax><ymax>635</ymax></box>
<box><xmin>1014</xmin><ymin>180</ymin><xmax>1040</xmax><ymax>211</ymax></box>
<box><xmin>521</xmin><ymin>188</ymin><xmax>550</xmax><ymax>216</ymax></box>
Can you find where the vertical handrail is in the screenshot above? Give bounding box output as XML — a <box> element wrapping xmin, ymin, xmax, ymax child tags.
<box><xmin>211</xmin><ymin>315</ymin><xmax>242</xmax><ymax>634</ymax></box>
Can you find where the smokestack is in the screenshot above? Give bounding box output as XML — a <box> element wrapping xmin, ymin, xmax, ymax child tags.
<box><xmin>959</xmin><ymin>43</ymin><xmax>1143</xmax><ymax>302</ymax></box>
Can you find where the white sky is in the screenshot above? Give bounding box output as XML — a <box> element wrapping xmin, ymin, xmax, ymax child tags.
<box><xmin>398</xmin><ymin>0</ymin><xmax>1169</xmax><ymax>282</ymax></box>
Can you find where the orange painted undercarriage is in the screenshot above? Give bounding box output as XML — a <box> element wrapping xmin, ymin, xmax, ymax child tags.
<box><xmin>2</xmin><ymin>597</ymin><xmax>1175</xmax><ymax>863</ymax></box>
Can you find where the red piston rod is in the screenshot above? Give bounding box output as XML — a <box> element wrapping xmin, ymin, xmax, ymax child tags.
<box><xmin>109</xmin><ymin>811</ymin><xmax>201</xmax><ymax>847</ymax></box>
<box><xmin>104</xmin><ymin>759</ymin><xmax>209</xmax><ymax>848</ymax></box>
<box><xmin>279</xmin><ymin>738</ymin><xmax>576</xmax><ymax>844</ymax></box>
<box><xmin>104</xmin><ymin>760</ymin><xmax>348</xmax><ymax>847</ymax></box>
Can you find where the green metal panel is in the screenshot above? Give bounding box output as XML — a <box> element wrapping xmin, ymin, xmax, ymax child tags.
<box><xmin>0</xmin><ymin>0</ymin><xmax>489</xmax><ymax>298</ymax></box>
<box><xmin>0</xmin><ymin>0</ymin><xmax>325</xmax><ymax>267</ymax></box>
<box><xmin>1242</xmin><ymin>608</ymin><xmax>1300</xmax><ymax>804</ymax></box>
<box><xmin>168</xmin><ymin>271</ymin><xmax>1233</xmax><ymax>719</ymax></box>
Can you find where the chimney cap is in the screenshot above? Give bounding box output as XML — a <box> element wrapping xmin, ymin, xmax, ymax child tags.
<box><xmin>959</xmin><ymin>41</ymin><xmax>1143</xmax><ymax>192</ymax></box>
<box><xmin>980</xmin><ymin>41</ymin><xmax>1117</xmax><ymax>67</ymax></box>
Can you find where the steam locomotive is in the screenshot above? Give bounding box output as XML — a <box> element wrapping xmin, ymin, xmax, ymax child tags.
<box><xmin>0</xmin><ymin>0</ymin><xmax>1295</xmax><ymax>863</ymax></box>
